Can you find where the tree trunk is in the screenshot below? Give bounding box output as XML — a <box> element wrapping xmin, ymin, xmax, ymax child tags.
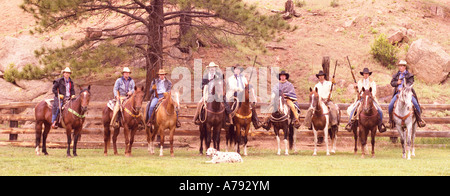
<box><xmin>145</xmin><ymin>0</ymin><xmax>164</xmax><ymax>100</ymax></box>
<box><xmin>178</xmin><ymin>4</ymin><xmax>193</xmax><ymax>54</ymax></box>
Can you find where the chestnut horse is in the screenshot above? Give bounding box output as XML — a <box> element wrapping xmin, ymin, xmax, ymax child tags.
<box><xmin>308</xmin><ymin>87</ymin><xmax>338</xmax><ymax>156</ymax></box>
<box><xmin>34</xmin><ymin>85</ymin><xmax>91</xmax><ymax>157</ymax></box>
<box><xmin>231</xmin><ymin>83</ymin><xmax>252</xmax><ymax>155</ymax></box>
<box><xmin>357</xmin><ymin>87</ymin><xmax>379</xmax><ymax>158</ymax></box>
<box><xmin>264</xmin><ymin>93</ymin><xmax>296</xmax><ymax>155</ymax></box>
<box><xmin>102</xmin><ymin>86</ymin><xmax>145</xmax><ymax>157</ymax></box>
<box><xmin>146</xmin><ymin>91</ymin><xmax>179</xmax><ymax>156</ymax></box>
<box><xmin>198</xmin><ymin>82</ymin><xmax>226</xmax><ymax>154</ymax></box>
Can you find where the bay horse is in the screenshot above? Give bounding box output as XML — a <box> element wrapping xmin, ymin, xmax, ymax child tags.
<box><xmin>34</xmin><ymin>85</ymin><xmax>91</xmax><ymax>157</ymax></box>
<box><xmin>357</xmin><ymin>87</ymin><xmax>379</xmax><ymax>158</ymax></box>
<box><xmin>393</xmin><ymin>84</ymin><xmax>417</xmax><ymax>160</ymax></box>
<box><xmin>198</xmin><ymin>82</ymin><xmax>226</xmax><ymax>154</ymax></box>
<box><xmin>308</xmin><ymin>87</ymin><xmax>338</xmax><ymax>156</ymax></box>
<box><xmin>264</xmin><ymin>92</ymin><xmax>296</xmax><ymax>155</ymax></box>
<box><xmin>146</xmin><ymin>91</ymin><xmax>179</xmax><ymax>157</ymax></box>
<box><xmin>231</xmin><ymin>83</ymin><xmax>252</xmax><ymax>155</ymax></box>
<box><xmin>102</xmin><ymin>86</ymin><xmax>145</xmax><ymax>157</ymax></box>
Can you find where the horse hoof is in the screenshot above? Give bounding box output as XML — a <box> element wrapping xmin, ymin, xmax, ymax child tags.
<box><xmin>361</xmin><ymin>155</ymin><xmax>365</xmax><ymax>159</ymax></box>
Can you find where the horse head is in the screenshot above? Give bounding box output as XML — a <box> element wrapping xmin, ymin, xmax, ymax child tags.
<box><xmin>133</xmin><ymin>86</ymin><xmax>145</xmax><ymax>113</ymax></box>
<box><xmin>79</xmin><ymin>85</ymin><xmax>91</xmax><ymax>113</ymax></box>
<box><xmin>399</xmin><ymin>84</ymin><xmax>414</xmax><ymax>111</ymax></box>
<box><xmin>309</xmin><ymin>87</ymin><xmax>320</xmax><ymax>112</ymax></box>
<box><xmin>361</xmin><ymin>87</ymin><xmax>374</xmax><ymax>115</ymax></box>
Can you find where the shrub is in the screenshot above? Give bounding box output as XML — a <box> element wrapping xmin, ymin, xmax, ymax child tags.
<box><xmin>370</xmin><ymin>33</ymin><xmax>398</xmax><ymax>69</ymax></box>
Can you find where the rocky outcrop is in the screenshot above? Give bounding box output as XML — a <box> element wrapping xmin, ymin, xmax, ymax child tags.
<box><xmin>406</xmin><ymin>39</ymin><xmax>450</xmax><ymax>84</ymax></box>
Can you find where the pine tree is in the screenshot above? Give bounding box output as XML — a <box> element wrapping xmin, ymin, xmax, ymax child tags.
<box><xmin>21</xmin><ymin>0</ymin><xmax>290</xmax><ymax>99</ymax></box>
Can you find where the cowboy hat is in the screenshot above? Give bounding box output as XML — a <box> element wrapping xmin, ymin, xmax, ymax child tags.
<box><xmin>61</xmin><ymin>67</ymin><xmax>71</xmax><ymax>74</ymax></box>
<box><xmin>122</xmin><ymin>67</ymin><xmax>131</xmax><ymax>73</ymax></box>
<box><xmin>398</xmin><ymin>60</ymin><xmax>407</xmax><ymax>66</ymax></box>
<box><xmin>278</xmin><ymin>70</ymin><xmax>290</xmax><ymax>80</ymax></box>
<box><xmin>360</xmin><ymin>67</ymin><xmax>373</xmax><ymax>76</ymax></box>
<box><xmin>157</xmin><ymin>69</ymin><xmax>167</xmax><ymax>75</ymax></box>
<box><xmin>207</xmin><ymin>62</ymin><xmax>219</xmax><ymax>68</ymax></box>
<box><xmin>315</xmin><ymin>70</ymin><xmax>326</xmax><ymax>78</ymax></box>
<box><xmin>231</xmin><ymin>64</ymin><xmax>244</xmax><ymax>72</ymax></box>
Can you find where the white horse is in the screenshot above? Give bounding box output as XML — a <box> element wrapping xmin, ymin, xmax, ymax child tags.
<box><xmin>392</xmin><ymin>84</ymin><xmax>417</xmax><ymax>160</ymax></box>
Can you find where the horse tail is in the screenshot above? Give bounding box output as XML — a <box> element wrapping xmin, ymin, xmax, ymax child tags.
<box><xmin>288</xmin><ymin>125</ymin><xmax>294</xmax><ymax>149</ymax></box>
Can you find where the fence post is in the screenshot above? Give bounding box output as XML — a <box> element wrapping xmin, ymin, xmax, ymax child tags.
<box><xmin>9</xmin><ymin>108</ymin><xmax>18</xmax><ymax>141</ymax></box>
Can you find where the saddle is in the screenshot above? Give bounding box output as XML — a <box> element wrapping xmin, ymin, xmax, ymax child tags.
<box><xmin>146</xmin><ymin>98</ymin><xmax>165</xmax><ymax>124</ymax></box>
<box><xmin>46</xmin><ymin>98</ymin><xmax>70</xmax><ymax>128</ymax></box>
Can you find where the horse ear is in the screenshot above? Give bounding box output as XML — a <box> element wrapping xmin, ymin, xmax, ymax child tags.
<box><xmin>309</xmin><ymin>87</ymin><xmax>312</xmax><ymax>92</ymax></box>
<box><xmin>140</xmin><ymin>86</ymin><xmax>144</xmax><ymax>91</ymax></box>
<box><xmin>361</xmin><ymin>87</ymin><xmax>365</xmax><ymax>92</ymax></box>
<box><xmin>134</xmin><ymin>86</ymin><xmax>137</xmax><ymax>91</ymax></box>
<box><xmin>369</xmin><ymin>87</ymin><xmax>372</xmax><ymax>93</ymax></box>
<box><xmin>314</xmin><ymin>87</ymin><xmax>318</xmax><ymax>93</ymax></box>
<box><xmin>88</xmin><ymin>85</ymin><xmax>91</xmax><ymax>91</ymax></box>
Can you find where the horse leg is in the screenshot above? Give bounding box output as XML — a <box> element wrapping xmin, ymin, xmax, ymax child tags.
<box><xmin>406</xmin><ymin>124</ymin><xmax>413</xmax><ymax>160</ymax></box>
<box><xmin>352</xmin><ymin>121</ymin><xmax>358</xmax><ymax>154</ymax></box>
<box><xmin>73</xmin><ymin>128</ymin><xmax>81</xmax><ymax>157</ymax></box>
<box><xmin>243</xmin><ymin>125</ymin><xmax>249</xmax><ymax>156</ymax></box>
<box><xmin>359</xmin><ymin>127</ymin><xmax>367</xmax><ymax>158</ymax></box>
<box><xmin>42</xmin><ymin>123</ymin><xmax>51</xmax><ymax>156</ymax></box>
<box><xmin>213</xmin><ymin>124</ymin><xmax>221</xmax><ymax>151</ymax></box>
<box><xmin>159</xmin><ymin>127</ymin><xmax>165</xmax><ymax>157</ymax></box>
<box><xmin>65</xmin><ymin>126</ymin><xmax>73</xmax><ymax>157</ymax></box>
<box><xmin>283</xmin><ymin>126</ymin><xmax>289</xmax><ymax>156</ymax></box>
<box><xmin>371</xmin><ymin>127</ymin><xmax>377</xmax><ymax>158</ymax></box>
<box><xmin>330</xmin><ymin>126</ymin><xmax>337</xmax><ymax>154</ymax></box>
<box><xmin>324</xmin><ymin>116</ymin><xmax>330</xmax><ymax>156</ymax></box>
<box><xmin>235</xmin><ymin>124</ymin><xmax>241</xmax><ymax>154</ymax></box>
<box><xmin>123</xmin><ymin>125</ymin><xmax>131</xmax><ymax>157</ymax></box>
<box><xmin>275</xmin><ymin>127</ymin><xmax>281</xmax><ymax>155</ymax></box>
<box><xmin>112</xmin><ymin>127</ymin><xmax>120</xmax><ymax>155</ymax></box>
<box><xmin>205</xmin><ymin>123</ymin><xmax>212</xmax><ymax>150</ymax></box>
<box><xmin>35</xmin><ymin>121</ymin><xmax>42</xmax><ymax>156</ymax></box>
<box><xmin>128</xmin><ymin>128</ymin><xmax>137</xmax><ymax>157</ymax></box>
<box><xmin>103</xmin><ymin>125</ymin><xmax>111</xmax><ymax>156</ymax></box>
<box><xmin>199</xmin><ymin>123</ymin><xmax>204</xmax><ymax>155</ymax></box>
<box><xmin>312</xmin><ymin>126</ymin><xmax>318</xmax><ymax>156</ymax></box>
<box><xmin>169</xmin><ymin>127</ymin><xmax>175</xmax><ymax>157</ymax></box>
<box><xmin>397</xmin><ymin>126</ymin><xmax>406</xmax><ymax>159</ymax></box>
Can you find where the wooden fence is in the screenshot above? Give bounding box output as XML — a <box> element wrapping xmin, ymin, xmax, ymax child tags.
<box><xmin>0</xmin><ymin>101</ymin><xmax>449</xmax><ymax>148</ymax></box>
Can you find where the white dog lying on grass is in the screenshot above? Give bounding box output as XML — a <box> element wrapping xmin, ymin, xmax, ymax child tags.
<box><xmin>205</xmin><ymin>147</ymin><xmax>244</xmax><ymax>164</ymax></box>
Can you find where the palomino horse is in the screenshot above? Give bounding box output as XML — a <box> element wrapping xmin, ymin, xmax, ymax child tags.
<box><xmin>146</xmin><ymin>91</ymin><xmax>179</xmax><ymax>156</ymax></box>
<box><xmin>357</xmin><ymin>87</ymin><xmax>379</xmax><ymax>158</ymax></box>
<box><xmin>34</xmin><ymin>85</ymin><xmax>91</xmax><ymax>156</ymax></box>
<box><xmin>393</xmin><ymin>84</ymin><xmax>417</xmax><ymax>160</ymax></box>
<box><xmin>264</xmin><ymin>93</ymin><xmax>296</xmax><ymax>155</ymax></box>
<box><xmin>198</xmin><ymin>82</ymin><xmax>226</xmax><ymax>154</ymax></box>
<box><xmin>231</xmin><ymin>83</ymin><xmax>252</xmax><ymax>155</ymax></box>
<box><xmin>102</xmin><ymin>86</ymin><xmax>145</xmax><ymax>157</ymax></box>
<box><xmin>308</xmin><ymin>87</ymin><xmax>338</xmax><ymax>156</ymax></box>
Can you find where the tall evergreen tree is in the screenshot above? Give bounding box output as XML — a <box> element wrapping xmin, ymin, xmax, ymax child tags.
<box><xmin>21</xmin><ymin>0</ymin><xmax>290</xmax><ymax>99</ymax></box>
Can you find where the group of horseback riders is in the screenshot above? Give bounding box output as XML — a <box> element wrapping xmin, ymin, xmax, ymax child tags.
<box><xmin>49</xmin><ymin>59</ymin><xmax>426</xmax><ymax>131</ymax></box>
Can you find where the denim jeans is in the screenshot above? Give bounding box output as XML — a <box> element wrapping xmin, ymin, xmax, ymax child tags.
<box><xmin>388</xmin><ymin>93</ymin><xmax>421</xmax><ymax>114</ymax></box>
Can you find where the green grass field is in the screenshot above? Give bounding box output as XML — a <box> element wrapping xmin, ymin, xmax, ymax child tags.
<box><xmin>0</xmin><ymin>146</ymin><xmax>448</xmax><ymax>176</ymax></box>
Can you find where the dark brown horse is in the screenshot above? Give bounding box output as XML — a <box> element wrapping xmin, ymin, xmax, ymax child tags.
<box><xmin>198</xmin><ymin>83</ymin><xmax>226</xmax><ymax>154</ymax></box>
<box><xmin>357</xmin><ymin>87</ymin><xmax>379</xmax><ymax>158</ymax></box>
<box><xmin>231</xmin><ymin>83</ymin><xmax>252</xmax><ymax>155</ymax></box>
<box><xmin>34</xmin><ymin>85</ymin><xmax>91</xmax><ymax>156</ymax></box>
<box><xmin>308</xmin><ymin>87</ymin><xmax>338</xmax><ymax>156</ymax></box>
<box><xmin>264</xmin><ymin>93</ymin><xmax>296</xmax><ymax>155</ymax></box>
<box><xmin>102</xmin><ymin>86</ymin><xmax>145</xmax><ymax>157</ymax></box>
<box><xmin>146</xmin><ymin>91</ymin><xmax>179</xmax><ymax>157</ymax></box>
